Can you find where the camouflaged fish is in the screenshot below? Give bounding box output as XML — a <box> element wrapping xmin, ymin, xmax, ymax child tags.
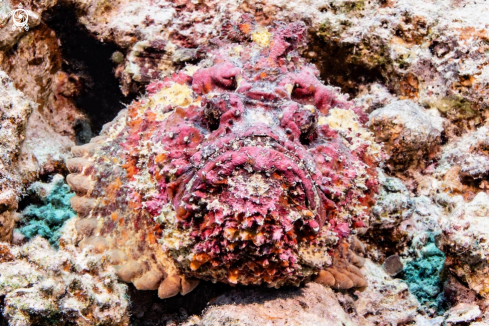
<box><xmin>66</xmin><ymin>19</ymin><xmax>380</xmax><ymax>298</ymax></box>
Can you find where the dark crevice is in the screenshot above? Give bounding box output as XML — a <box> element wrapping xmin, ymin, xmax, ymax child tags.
<box><xmin>17</xmin><ymin>174</ymin><xmax>60</xmax><ymax>212</ymax></box>
<box><xmin>360</xmin><ymin>228</ymin><xmax>411</xmax><ymax>264</ymax></box>
<box><xmin>128</xmin><ymin>281</ymin><xmax>234</xmax><ymax>325</ymax></box>
<box><xmin>0</xmin><ymin>296</ymin><xmax>7</xmax><ymax>326</ymax></box>
<box><xmin>41</xmin><ymin>3</ymin><xmax>136</xmax><ymax>136</ymax></box>
<box><xmin>306</xmin><ymin>32</ymin><xmax>387</xmax><ymax>98</ymax></box>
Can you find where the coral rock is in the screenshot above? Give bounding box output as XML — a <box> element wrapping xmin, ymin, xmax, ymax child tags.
<box><xmin>182</xmin><ymin>283</ymin><xmax>356</xmax><ymax>326</ymax></box>
<box><xmin>337</xmin><ymin>259</ymin><xmax>420</xmax><ymax>325</ymax></box>
<box><xmin>370</xmin><ymin>172</ymin><xmax>415</xmax><ymax>229</ymax></box>
<box><xmin>437</xmin><ymin>125</ymin><xmax>489</xmax><ymax>181</ymax></box>
<box><xmin>0</xmin><ymin>211</ymin><xmax>15</xmax><ymax>242</ymax></box>
<box><xmin>0</xmin><ymin>70</ymin><xmax>36</xmax><ymax>242</ymax></box>
<box><xmin>368</xmin><ymin>100</ymin><xmax>444</xmax><ymax>169</ymax></box>
<box><xmin>440</xmin><ymin>192</ymin><xmax>489</xmax><ymax>298</ymax></box>
<box><xmin>0</xmin><ymin>221</ymin><xmax>129</xmax><ymax>326</ymax></box>
<box><xmin>444</xmin><ymin>303</ymin><xmax>481</xmax><ymax>324</ymax></box>
<box><xmin>0</xmin><ymin>2</ymin><xmax>91</xmax><ymax>185</ymax></box>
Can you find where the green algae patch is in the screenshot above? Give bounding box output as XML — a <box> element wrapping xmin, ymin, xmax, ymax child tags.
<box><xmin>433</xmin><ymin>96</ymin><xmax>477</xmax><ymax>120</ymax></box>
<box><xmin>18</xmin><ymin>175</ymin><xmax>76</xmax><ymax>248</ymax></box>
<box><xmin>402</xmin><ymin>234</ymin><xmax>447</xmax><ymax>313</ymax></box>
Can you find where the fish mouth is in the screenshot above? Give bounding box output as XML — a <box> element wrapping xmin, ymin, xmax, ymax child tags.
<box><xmin>182</xmin><ymin>133</ymin><xmax>324</xmax><ymax>227</ymax></box>
<box><xmin>165</xmin><ymin>133</ymin><xmax>331</xmax><ymax>286</ymax></box>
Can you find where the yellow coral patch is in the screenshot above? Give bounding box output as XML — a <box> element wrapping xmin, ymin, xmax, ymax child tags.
<box><xmin>285</xmin><ymin>83</ymin><xmax>294</xmax><ymax>96</ymax></box>
<box><xmin>320</xmin><ymin>108</ymin><xmax>360</xmax><ymax>131</ymax></box>
<box><xmin>231</xmin><ymin>45</ymin><xmax>244</xmax><ymax>56</ymax></box>
<box><xmin>182</xmin><ymin>65</ymin><xmax>199</xmax><ymax>77</ymax></box>
<box><xmin>251</xmin><ymin>29</ymin><xmax>272</xmax><ymax>47</ymax></box>
<box><xmin>321</xmin><ymin>108</ymin><xmax>381</xmax><ymax>157</ymax></box>
<box><xmin>304</xmin><ymin>104</ymin><xmax>316</xmax><ymax>114</ymax></box>
<box><xmin>152</xmin><ymin>83</ymin><xmax>194</xmax><ymax>108</ymax></box>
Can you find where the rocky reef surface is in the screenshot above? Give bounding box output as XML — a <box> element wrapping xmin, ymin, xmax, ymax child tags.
<box><xmin>0</xmin><ymin>0</ymin><xmax>489</xmax><ymax>325</ymax></box>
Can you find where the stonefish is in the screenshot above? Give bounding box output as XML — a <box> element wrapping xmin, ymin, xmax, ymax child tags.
<box><xmin>66</xmin><ymin>20</ymin><xmax>380</xmax><ymax>298</ymax></box>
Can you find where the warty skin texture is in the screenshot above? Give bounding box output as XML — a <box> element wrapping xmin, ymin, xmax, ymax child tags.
<box><xmin>66</xmin><ymin>19</ymin><xmax>380</xmax><ymax>298</ymax></box>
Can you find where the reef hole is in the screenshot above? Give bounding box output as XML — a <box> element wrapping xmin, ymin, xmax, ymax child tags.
<box><xmin>306</xmin><ymin>31</ymin><xmax>387</xmax><ymax>97</ymax></box>
<box><xmin>128</xmin><ymin>281</ymin><xmax>234</xmax><ymax>326</ymax></box>
<box><xmin>42</xmin><ymin>4</ymin><xmax>136</xmax><ymax>136</ymax></box>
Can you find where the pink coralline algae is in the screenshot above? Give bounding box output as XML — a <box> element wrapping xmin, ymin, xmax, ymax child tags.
<box><xmin>66</xmin><ymin>19</ymin><xmax>381</xmax><ymax>297</ymax></box>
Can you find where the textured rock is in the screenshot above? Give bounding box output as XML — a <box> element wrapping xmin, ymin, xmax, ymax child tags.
<box><xmin>440</xmin><ymin>192</ymin><xmax>489</xmax><ymax>298</ymax></box>
<box><xmin>19</xmin><ymin>110</ymin><xmax>76</xmax><ymax>182</ymax></box>
<box><xmin>406</xmin><ymin>196</ymin><xmax>444</xmax><ymax>238</ymax></box>
<box><xmin>307</xmin><ymin>0</ymin><xmax>489</xmax><ymax>136</ymax></box>
<box><xmin>337</xmin><ymin>259</ymin><xmax>421</xmax><ymax>325</ymax></box>
<box><xmin>370</xmin><ymin>171</ymin><xmax>414</xmax><ymax>229</ymax></box>
<box><xmin>182</xmin><ymin>283</ymin><xmax>355</xmax><ymax>326</ymax></box>
<box><xmin>0</xmin><ymin>70</ymin><xmax>36</xmax><ymax>241</ymax></box>
<box><xmin>437</xmin><ymin>125</ymin><xmax>489</xmax><ymax>181</ymax></box>
<box><xmin>362</xmin><ymin>172</ymin><xmax>419</xmax><ymax>262</ymax></box>
<box><xmin>368</xmin><ymin>100</ymin><xmax>444</xmax><ymax>169</ymax></box>
<box><xmin>183</xmin><ymin>259</ymin><xmax>425</xmax><ymax>326</ymax></box>
<box><xmin>72</xmin><ymin>0</ymin><xmax>209</xmax><ymax>95</ymax></box>
<box><xmin>354</xmin><ymin>83</ymin><xmax>395</xmax><ymax>114</ymax></box>
<box><xmin>0</xmin><ymin>7</ymin><xmax>40</xmax><ymax>50</ymax></box>
<box><xmin>371</xmin><ymin>195</ymin><xmax>443</xmax><ymax>260</ymax></box>
<box><xmin>0</xmin><ymin>0</ymin><xmax>90</xmax><ymax>184</ymax></box>
<box><xmin>0</xmin><ymin>220</ymin><xmax>129</xmax><ymax>326</ymax></box>
<box><xmin>444</xmin><ymin>303</ymin><xmax>481</xmax><ymax>324</ymax></box>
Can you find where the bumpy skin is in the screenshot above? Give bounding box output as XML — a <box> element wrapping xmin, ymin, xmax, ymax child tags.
<box><xmin>67</xmin><ymin>20</ymin><xmax>380</xmax><ymax>297</ymax></box>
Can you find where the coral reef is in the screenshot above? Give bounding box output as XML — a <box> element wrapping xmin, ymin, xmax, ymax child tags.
<box><xmin>182</xmin><ymin>259</ymin><xmax>422</xmax><ymax>326</ymax></box>
<box><xmin>337</xmin><ymin>259</ymin><xmax>420</xmax><ymax>325</ymax></box>
<box><xmin>56</xmin><ymin>0</ymin><xmax>489</xmax><ymax>135</ymax></box>
<box><xmin>0</xmin><ymin>220</ymin><xmax>129</xmax><ymax>326</ymax></box>
<box><xmin>17</xmin><ymin>174</ymin><xmax>76</xmax><ymax>247</ymax></box>
<box><xmin>65</xmin><ymin>20</ymin><xmax>380</xmax><ymax>298</ymax></box>
<box><xmin>370</xmin><ymin>171</ymin><xmax>414</xmax><ymax>229</ymax></box>
<box><xmin>440</xmin><ymin>192</ymin><xmax>489</xmax><ymax>298</ymax></box>
<box><xmin>182</xmin><ymin>283</ymin><xmax>356</xmax><ymax>326</ymax></box>
<box><xmin>2</xmin><ymin>0</ymin><xmax>489</xmax><ymax>324</ymax></box>
<box><xmin>368</xmin><ymin>100</ymin><xmax>444</xmax><ymax>170</ymax></box>
<box><xmin>0</xmin><ymin>70</ymin><xmax>36</xmax><ymax>242</ymax></box>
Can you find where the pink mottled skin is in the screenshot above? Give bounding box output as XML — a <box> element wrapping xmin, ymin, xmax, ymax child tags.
<box><xmin>115</xmin><ymin>20</ymin><xmax>379</xmax><ymax>287</ymax></box>
<box><xmin>192</xmin><ymin>62</ymin><xmax>242</xmax><ymax>94</ymax></box>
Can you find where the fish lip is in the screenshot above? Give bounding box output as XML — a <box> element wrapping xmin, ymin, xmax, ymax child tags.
<box><xmin>196</xmin><ymin>133</ymin><xmax>306</xmax><ymax>170</ymax></box>
<box><xmin>193</xmin><ymin>133</ymin><xmax>317</xmax><ymax>195</ymax></box>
